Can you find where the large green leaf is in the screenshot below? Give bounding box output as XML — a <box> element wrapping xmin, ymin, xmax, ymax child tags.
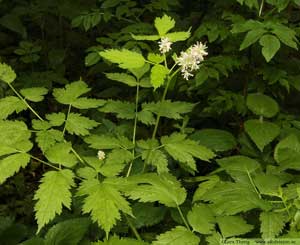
<box><xmin>150</xmin><ymin>64</ymin><xmax>169</xmax><ymax>89</ymax></box>
<box><xmin>99</xmin><ymin>100</ymin><xmax>135</xmax><ymax>119</ymax></box>
<box><xmin>20</xmin><ymin>87</ymin><xmax>48</xmax><ymax>102</ymax></box>
<box><xmin>0</xmin><ymin>96</ymin><xmax>27</xmax><ymax>119</ymax></box>
<box><xmin>34</xmin><ymin>169</ymin><xmax>75</xmax><ymax>233</ymax></box>
<box><xmin>77</xmin><ymin>179</ymin><xmax>132</xmax><ymax>237</ymax></box>
<box><xmin>190</xmin><ymin>129</ymin><xmax>236</xmax><ymax>152</ymax></box>
<box><xmin>239</xmin><ymin>28</ymin><xmax>266</xmax><ymax>50</ymax></box>
<box><xmin>105</xmin><ymin>73</ymin><xmax>137</xmax><ymax>87</ymax></box>
<box><xmin>259</xmin><ymin>34</ymin><xmax>281</xmax><ymax>62</ymax></box>
<box><xmin>153</xmin><ymin>226</ymin><xmax>200</xmax><ymax>245</ymax></box>
<box><xmin>246</xmin><ymin>93</ymin><xmax>279</xmax><ymax>118</ymax></box>
<box><xmin>65</xmin><ymin>113</ymin><xmax>99</xmax><ymax>136</ymax></box>
<box><xmin>125</xmin><ymin>173</ymin><xmax>186</xmax><ymax>207</ymax></box>
<box><xmin>260</xmin><ymin>212</ymin><xmax>286</xmax><ymax>239</ymax></box>
<box><xmin>99</xmin><ymin>49</ymin><xmax>145</xmax><ymax>69</ymax></box>
<box><xmin>244</xmin><ymin>119</ymin><xmax>280</xmax><ymax>151</ymax></box>
<box><xmin>44</xmin><ymin>218</ymin><xmax>90</xmax><ymax>245</ymax></box>
<box><xmin>187</xmin><ymin>204</ymin><xmax>215</xmax><ymax>234</ymax></box>
<box><xmin>216</xmin><ymin>215</ymin><xmax>253</xmax><ymax>238</ymax></box>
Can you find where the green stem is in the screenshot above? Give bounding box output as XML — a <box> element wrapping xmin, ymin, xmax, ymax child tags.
<box><xmin>259</xmin><ymin>0</ymin><xmax>264</xmax><ymax>16</ymax></box>
<box><xmin>8</xmin><ymin>83</ymin><xmax>44</xmax><ymax>121</ymax></box>
<box><xmin>247</xmin><ymin>170</ymin><xmax>261</xmax><ymax>199</ymax></box>
<box><xmin>126</xmin><ymin>80</ymin><xmax>140</xmax><ymax>177</ymax></box>
<box><xmin>125</xmin><ymin>215</ymin><xmax>142</xmax><ymax>241</ymax></box>
<box><xmin>177</xmin><ymin>205</ymin><xmax>191</xmax><ymax>231</ymax></box>
<box><xmin>70</xmin><ymin>146</ymin><xmax>85</xmax><ymax>165</ymax></box>
<box><xmin>62</xmin><ymin>104</ymin><xmax>72</xmax><ymax>136</ymax></box>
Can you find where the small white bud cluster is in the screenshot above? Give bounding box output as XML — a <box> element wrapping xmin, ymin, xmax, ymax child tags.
<box><xmin>177</xmin><ymin>42</ymin><xmax>208</xmax><ymax>80</ymax></box>
<box><xmin>97</xmin><ymin>150</ymin><xmax>105</xmax><ymax>160</ymax></box>
<box><xmin>158</xmin><ymin>37</ymin><xmax>172</xmax><ymax>54</ymax></box>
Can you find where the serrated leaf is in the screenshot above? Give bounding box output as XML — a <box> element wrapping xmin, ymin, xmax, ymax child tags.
<box><xmin>150</xmin><ymin>64</ymin><xmax>169</xmax><ymax>89</ymax></box>
<box><xmin>0</xmin><ymin>96</ymin><xmax>27</xmax><ymax>119</ymax></box>
<box><xmin>77</xmin><ymin>179</ymin><xmax>132</xmax><ymax>237</ymax></box>
<box><xmin>130</xmin><ymin>203</ymin><xmax>166</xmax><ymax>229</ymax></box>
<box><xmin>142</xmin><ymin>149</ymin><xmax>168</xmax><ymax>174</ymax></box>
<box><xmin>201</xmin><ymin>181</ymin><xmax>271</xmax><ymax>214</ymax></box>
<box><xmin>147</xmin><ymin>53</ymin><xmax>164</xmax><ymax>64</ymax></box>
<box><xmin>240</xmin><ymin>28</ymin><xmax>266</xmax><ymax>50</ymax></box>
<box><xmin>99</xmin><ymin>100</ymin><xmax>135</xmax><ymax>119</ymax></box>
<box><xmin>99</xmin><ymin>49</ymin><xmax>145</xmax><ymax>69</ymax></box>
<box><xmin>44</xmin><ymin>218</ymin><xmax>90</xmax><ymax>245</ymax></box>
<box><xmin>0</xmin><ymin>63</ymin><xmax>16</xmax><ymax>84</ymax></box>
<box><xmin>53</xmin><ymin>81</ymin><xmax>104</xmax><ymax>109</ymax></box>
<box><xmin>247</xmin><ymin>93</ymin><xmax>279</xmax><ymax>118</ymax></box>
<box><xmin>105</xmin><ymin>73</ymin><xmax>137</xmax><ymax>87</ymax></box>
<box><xmin>193</xmin><ymin>175</ymin><xmax>220</xmax><ymax>202</ymax></box>
<box><xmin>154</xmin><ymin>15</ymin><xmax>175</xmax><ymax>36</ymax></box>
<box><xmin>206</xmin><ymin>232</ymin><xmax>223</xmax><ymax>245</ymax></box>
<box><xmin>217</xmin><ymin>155</ymin><xmax>260</xmax><ymax>178</ymax></box>
<box><xmin>125</xmin><ymin>173</ymin><xmax>186</xmax><ymax>207</ymax></box>
<box><xmin>0</xmin><ymin>153</ymin><xmax>30</xmax><ymax>184</ymax></box>
<box><xmin>92</xmin><ymin>236</ymin><xmax>149</xmax><ymax>245</ymax></box>
<box><xmin>35</xmin><ymin>129</ymin><xmax>63</xmax><ymax>153</ymax></box>
<box><xmin>131</xmin><ymin>34</ymin><xmax>160</xmax><ymax>41</ymax></box>
<box><xmin>187</xmin><ymin>204</ymin><xmax>215</xmax><ymax>234</ymax></box>
<box><xmin>260</xmin><ymin>212</ymin><xmax>286</xmax><ymax>239</ymax></box>
<box><xmin>46</xmin><ymin>113</ymin><xmax>66</xmax><ymax>127</ymax></box>
<box><xmin>34</xmin><ymin>169</ymin><xmax>75</xmax><ymax>233</ymax></box>
<box><xmin>190</xmin><ymin>129</ymin><xmax>237</xmax><ymax>152</ymax></box>
<box><xmin>20</xmin><ymin>87</ymin><xmax>48</xmax><ymax>102</ymax></box>
<box><xmin>66</xmin><ymin>113</ymin><xmax>99</xmax><ymax>136</ymax></box>
<box><xmin>259</xmin><ymin>34</ymin><xmax>281</xmax><ymax>62</ymax></box>
<box><xmin>161</xmin><ymin>133</ymin><xmax>215</xmax><ymax>172</ymax></box>
<box><xmin>165</xmin><ymin>31</ymin><xmax>191</xmax><ymax>42</ymax></box>
<box><xmin>45</xmin><ymin>142</ymin><xmax>78</xmax><ymax>168</ymax></box>
<box><xmin>137</xmin><ymin>110</ymin><xmax>155</xmax><ymax>125</ymax></box>
<box><xmin>244</xmin><ymin>119</ymin><xmax>280</xmax><ymax>151</ymax></box>
<box><xmin>85</xmin><ymin>134</ymin><xmax>133</xmax><ymax>150</ymax></box>
<box><xmin>99</xmin><ymin>149</ymin><xmax>133</xmax><ymax>177</ymax></box>
<box><xmin>142</xmin><ymin>100</ymin><xmax>195</xmax><ymax>119</ymax></box>
<box><xmin>217</xmin><ymin>215</ymin><xmax>253</xmax><ymax>238</ymax></box>
<box><xmin>254</xmin><ymin>173</ymin><xmax>287</xmax><ymax>195</ymax></box>
<box><xmin>153</xmin><ymin>226</ymin><xmax>200</xmax><ymax>245</ymax></box>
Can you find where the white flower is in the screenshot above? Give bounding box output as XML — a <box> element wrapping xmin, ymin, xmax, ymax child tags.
<box><xmin>158</xmin><ymin>37</ymin><xmax>172</xmax><ymax>54</ymax></box>
<box><xmin>176</xmin><ymin>41</ymin><xmax>208</xmax><ymax>80</ymax></box>
<box><xmin>97</xmin><ymin>150</ymin><xmax>105</xmax><ymax>160</ymax></box>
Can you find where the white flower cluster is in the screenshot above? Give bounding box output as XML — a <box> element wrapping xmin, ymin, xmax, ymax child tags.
<box><xmin>177</xmin><ymin>42</ymin><xmax>208</xmax><ymax>80</ymax></box>
<box><xmin>158</xmin><ymin>37</ymin><xmax>172</xmax><ymax>54</ymax></box>
<box><xmin>97</xmin><ymin>150</ymin><xmax>105</xmax><ymax>160</ymax></box>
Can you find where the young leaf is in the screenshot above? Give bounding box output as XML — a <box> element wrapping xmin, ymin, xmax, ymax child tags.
<box><xmin>44</xmin><ymin>218</ymin><xmax>90</xmax><ymax>245</ymax></box>
<box><xmin>161</xmin><ymin>133</ymin><xmax>215</xmax><ymax>172</ymax></box>
<box><xmin>216</xmin><ymin>215</ymin><xmax>253</xmax><ymax>238</ymax></box>
<box><xmin>0</xmin><ymin>63</ymin><xmax>16</xmax><ymax>84</ymax></box>
<box><xmin>46</xmin><ymin>113</ymin><xmax>66</xmax><ymax>127</ymax></box>
<box><xmin>260</xmin><ymin>212</ymin><xmax>286</xmax><ymax>239</ymax></box>
<box><xmin>153</xmin><ymin>226</ymin><xmax>200</xmax><ymax>245</ymax></box>
<box><xmin>45</xmin><ymin>142</ymin><xmax>78</xmax><ymax>168</ymax></box>
<box><xmin>154</xmin><ymin>15</ymin><xmax>175</xmax><ymax>36</ymax></box>
<box><xmin>187</xmin><ymin>204</ymin><xmax>215</xmax><ymax>234</ymax></box>
<box><xmin>125</xmin><ymin>173</ymin><xmax>186</xmax><ymax>207</ymax></box>
<box><xmin>20</xmin><ymin>87</ymin><xmax>48</xmax><ymax>102</ymax></box>
<box><xmin>0</xmin><ymin>96</ymin><xmax>27</xmax><ymax>119</ymax></box>
<box><xmin>105</xmin><ymin>73</ymin><xmax>137</xmax><ymax>87</ymax></box>
<box><xmin>259</xmin><ymin>34</ymin><xmax>281</xmax><ymax>62</ymax></box>
<box><xmin>77</xmin><ymin>179</ymin><xmax>132</xmax><ymax>237</ymax></box>
<box><xmin>99</xmin><ymin>49</ymin><xmax>145</xmax><ymax>69</ymax></box>
<box><xmin>165</xmin><ymin>31</ymin><xmax>191</xmax><ymax>42</ymax></box>
<box><xmin>244</xmin><ymin>119</ymin><xmax>280</xmax><ymax>151</ymax></box>
<box><xmin>246</xmin><ymin>93</ymin><xmax>279</xmax><ymax>118</ymax></box>
<box><xmin>34</xmin><ymin>169</ymin><xmax>75</xmax><ymax>233</ymax></box>
<box><xmin>150</xmin><ymin>64</ymin><xmax>169</xmax><ymax>89</ymax></box>
<box><xmin>66</xmin><ymin>113</ymin><xmax>99</xmax><ymax>136</ymax></box>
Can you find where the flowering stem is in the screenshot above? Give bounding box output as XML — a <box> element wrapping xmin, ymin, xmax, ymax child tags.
<box><xmin>8</xmin><ymin>83</ymin><xmax>44</xmax><ymax>121</ymax></box>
